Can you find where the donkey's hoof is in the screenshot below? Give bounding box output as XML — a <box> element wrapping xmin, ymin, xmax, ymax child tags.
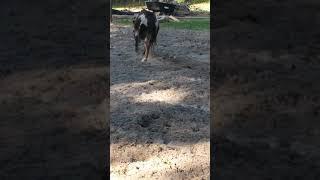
<box><xmin>141</xmin><ymin>58</ymin><xmax>147</xmax><ymax>62</ymax></box>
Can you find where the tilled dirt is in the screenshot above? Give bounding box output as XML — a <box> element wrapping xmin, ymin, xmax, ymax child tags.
<box><xmin>213</xmin><ymin>0</ymin><xmax>320</xmax><ymax>179</ymax></box>
<box><xmin>110</xmin><ymin>24</ymin><xmax>210</xmax><ymax>179</ymax></box>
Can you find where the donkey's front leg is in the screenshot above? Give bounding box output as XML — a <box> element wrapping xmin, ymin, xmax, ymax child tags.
<box><xmin>144</xmin><ymin>41</ymin><xmax>151</xmax><ymax>62</ymax></box>
<box><xmin>135</xmin><ymin>37</ymin><xmax>139</xmax><ymax>53</ymax></box>
<box><xmin>141</xmin><ymin>41</ymin><xmax>148</xmax><ymax>62</ymax></box>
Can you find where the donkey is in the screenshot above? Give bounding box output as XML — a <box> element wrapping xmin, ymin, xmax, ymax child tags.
<box><xmin>132</xmin><ymin>9</ymin><xmax>160</xmax><ymax>62</ymax></box>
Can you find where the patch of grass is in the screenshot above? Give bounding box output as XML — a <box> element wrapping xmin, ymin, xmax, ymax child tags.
<box><xmin>113</xmin><ymin>18</ymin><xmax>132</xmax><ymax>25</ymax></box>
<box><xmin>113</xmin><ymin>18</ymin><xmax>209</xmax><ymax>31</ymax></box>
<box><xmin>161</xmin><ymin>18</ymin><xmax>209</xmax><ymax>31</ymax></box>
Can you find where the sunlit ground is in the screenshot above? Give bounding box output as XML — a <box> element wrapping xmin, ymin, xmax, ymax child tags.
<box><xmin>112</xmin><ymin>2</ymin><xmax>210</xmax><ymax>14</ymax></box>
<box><xmin>110</xmin><ymin>79</ymin><xmax>210</xmax><ymax>179</ymax></box>
<box><xmin>189</xmin><ymin>2</ymin><xmax>210</xmax><ymax>13</ymax></box>
<box><xmin>134</xmin><ymin>88</ymin><xmax>188</xmax><ymax>104</ymax></box>
<box><xmin>110</xmin><ymin>142</ymin><xmax>209</xmax><ymax>179</ymax></box>
<box><xmin>110</xmin><ymin>22</ymin><xmax>210</xmax><ymax>179</ymax></box>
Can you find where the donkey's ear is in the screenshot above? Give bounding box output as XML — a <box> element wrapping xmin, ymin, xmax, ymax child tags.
<box><xmin>133</xmin><ymin>13</ymin><xmax>138</xmax><ymax>20</ymax></box>
<box><xmin>132</xmin><ymin>15</ymin><xmax>136</xmax><ymax>23</ymax></box>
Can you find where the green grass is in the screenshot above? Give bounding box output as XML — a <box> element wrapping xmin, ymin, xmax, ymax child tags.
<box><xmin>113</xmin><ymin>18</ymin><xmax>210</xmax><ymax>31</ymax></box>
<box><xmin>161</xmin><ymin>18</ymin><xmax>209</xmax><ymax>31</ymax></box>
<box><xmin>113</xmin><ymin>18</ymin><xmax>132</xmax><ymax>25</ymax></box>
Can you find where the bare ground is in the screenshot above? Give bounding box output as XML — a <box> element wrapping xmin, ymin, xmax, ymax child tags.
<box><xmin>110</xmin><ymin>24</ymin><xmax>210</xmax><ymax>179</ymax></box>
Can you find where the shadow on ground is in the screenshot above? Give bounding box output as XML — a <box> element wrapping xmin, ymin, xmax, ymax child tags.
<box><xmin>212</xmin><ymin>0</ymin><xmax>320</xmax><ymax>179</ymax></box>
<box><xmin>0</xmin><ymin>1</ymin><xmax>108</xmax><ymax>179</ymax></box>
